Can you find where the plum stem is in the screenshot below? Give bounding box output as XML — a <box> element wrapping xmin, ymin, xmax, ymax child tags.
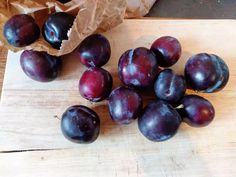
<box><xmin>53</xmin><ymin>115</ymin><xmax>61</xmax><ymax>120</ymax></box>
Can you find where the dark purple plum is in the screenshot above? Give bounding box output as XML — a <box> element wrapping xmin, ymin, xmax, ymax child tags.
<box><xmin>150</xmin><ymin>36</ymin><xmax>182</xmax><ymax>67</ymax></box>
<box><xmin>4</xmin><ymin>14</ymin><xmax>40</xmax><ymax>47</ymax></box>
<box><xmin>20</xmin><ymin>50</ymin><xmax>61</xmax><ymax>82</ymax></box>
<box><xmin>118</xmin><ymin>47</ymin><xmax>159</xmax><ymax>87</ymax></box>
<box><xmin>154</xmin><ymin>69</ymin><xmax>186</xmax><ymax>105</ymax></box>
<box><xmin>42</xmin><ymin>12</ymin><xmax>75</xmax><ymax>49</ymax></box>
<box><xmin>61</xmin><ymin>105</ymin><xmax>100</xmax><ymax>144</ymax></box>
<box><xmin>76</xmin><ymin>34</ymin><xmax>111</xmax><ymax>67</ymax></box>
<box><xmin>178</xmin><ymin>95</ymin><xmax>215</xmax><ymax>127</ymax></box>
<box><xmin>185</xmin><ymin>53</ymin><xmax>229</xmax><ymax>92</ymax></box>
<box><xmin>108</xmin><ymin>87</ymin><xmax>143</xmax><ymax>124</ymax></box>
<box><xmin>79</xmin><ymin>67</ymin><xmax>113</xmax><ymax>102</ymax></box>
<box><xmin>138</xmin><ymin>100</ymin><xmax>181</xmax><ymax>142</ymax></box>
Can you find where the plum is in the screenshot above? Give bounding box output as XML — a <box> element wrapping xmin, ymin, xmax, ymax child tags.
<box><xmin>79</xmin><ymin>67</ymin><xmax>113</xmax><ymax>102</ymax></box>
<box><xmin>42</xmin><ymin>12</ymin><xmax>75</xmax><ymax>49</ymax></box>
<box><xmin>154</xmin><ymin>69</ymin><xmax>186</xmax><ymax>105</ymax></box>
<box><xmin>76</xmin><ymin>34</ymin><xmax>111</xmax><ymax>67</ymax></box>
<box><xmin>138</xmin><ymin>100</ymin><xmax>181</xmax><ymax>142</ymax></box>
<box><xmin>205</xmin><ymin>54</ymin><xmax>229</xmax><ymax>93</ymax></box>
<box><xmin>118</xmin><ymin>47</ymin><xmax>159</xmax><ymax>88</ymax></box>
<box><xmin>185</xmin><ymin>53</ymin><xmax>229</xmax><ymax>92</ymax></box>
<box><xmin>3</xmin><ymin>14</ymin><xmax>40</xmax><ymax>47</ymax></box>
<box><xmin>61</xmin><ymin>105</ymin><xmax>100</xmax><ymax>144</ymax></box>
<box><xmin>20</xmin><ymin>50</ymin><xmax>61</xmax><ymax>82</ymax></box>
<box><xmin>178</xmin><ymin>95</ymin><xmax>215</xmax><ymax>127</ymax></box>
<box><xmin>108</xmin><ymin>87</ymin><xmax>143</xmax><ymax>124</ymax></box>
<box><xmin>150</xmin><ymin>36</ymin><xmax>182</xmax><ymax>67</ymax></box>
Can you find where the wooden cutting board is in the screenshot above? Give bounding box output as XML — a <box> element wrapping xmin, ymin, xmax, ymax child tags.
<box><xmin>0</xmin><ymin>19</ymin><xmax>236</xmax><ymax>177</ymax></box>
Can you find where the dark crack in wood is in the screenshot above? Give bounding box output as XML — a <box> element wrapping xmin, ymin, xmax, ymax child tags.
<box><xmin>0</xmin><ymin>148</ymin><xmax>66</xmax><ymax>154</ymax></box>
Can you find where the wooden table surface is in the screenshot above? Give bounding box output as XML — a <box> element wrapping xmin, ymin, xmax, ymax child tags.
<box><xmin>0</xmin><ymin>47</ymin><xmax>7</xmax><ymax>98</ymax></box>
<box><xmin>1</xmin><ymin>19</ymin><xmax>236</xmax><ymax>177</ymax></box>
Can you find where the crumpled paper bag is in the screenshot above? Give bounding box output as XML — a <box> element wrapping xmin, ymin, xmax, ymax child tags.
<box><xmin>126</xmin><ymin>0</ymin><xmax>156</xmax><ymax>18</ymax></box>
<box><xmin>0</xmin><ymin>0</ymin><xmax>156</xmax><ymax>56</ymax></box>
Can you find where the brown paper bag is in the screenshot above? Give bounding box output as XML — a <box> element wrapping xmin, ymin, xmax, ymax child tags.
<box><xmin>0</xmin><ymin>0</ymin><xmax>126</xmax><ymax>56</ymax></box>
<box><xmin>126</xmin><ymin>0</ymin><xmax>156</xmax><ymax>18</ymax></box>
<box><xmin>0</xmin><ymin>0</ymin><xmax>156</xmax><ymax>56</ymax></box>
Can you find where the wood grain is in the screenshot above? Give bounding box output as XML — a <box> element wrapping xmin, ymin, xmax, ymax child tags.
<box><xmin>0</xmin><ymin>19</ymin><xmax>236</xmax><ymax>177</ymax></box>
<box><xmin>0</xmin><ymin>47</ymin><xmax>7</xmax><ymax>99</ymax></box>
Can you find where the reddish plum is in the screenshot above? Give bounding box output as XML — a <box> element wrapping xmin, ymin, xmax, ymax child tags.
<box><xmin>178</xmin><ymin>95</ymin><xmax>215</xmax><ymax>127</ymax></box>
<box><xmin>79</xmin><ymin>67</ymin><xmax>113</xmax><ymax>102</ymax></box>
<box><xmin>151</xmin><ymin>36</ymin><xmax>182</xmax><ymax>67</ymax></box>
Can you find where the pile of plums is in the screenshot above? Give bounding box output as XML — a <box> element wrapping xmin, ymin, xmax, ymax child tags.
<box><xmin>3</xmin><ymin>11</ymin><xmax>75</xmax><ymax>82</ymax></box>
<box><xmin>65</xmin><ymin>35</ymin><xmax>228</xmax><ymax>143</ymax></box>
<box><xmin>4</xmin><ymin>12</ymin><xmax>229</xmax><ymax>144</ymax></box>
<box><xmin>108</xmin><ymin>36</ymin><xmax>229</xmax><ymax>142</ymax></box>
<box><xmin>4</xmin><ymin>12</ymin><xmax>75</xmax><ymax>49</ymax></box>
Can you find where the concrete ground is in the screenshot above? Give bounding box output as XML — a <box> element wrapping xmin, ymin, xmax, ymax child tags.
<box><xmin>147</xmin><ymin>0</ymin><xmax>236</xmax><ymax>18</ymax></box>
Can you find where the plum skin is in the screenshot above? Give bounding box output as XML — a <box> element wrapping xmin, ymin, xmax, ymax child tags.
<box><xmin>61</xmin><ymin>105</ymin><xmax>100</xmax><ymax>144</ymax></box>
<box><xmin>20</xmin><ymin>50</ymin><xmax>62</xmax><ymax>82</ymax></box>
<box><xmin>185</xmin><ymin>53</ymin><xmax>229</xmax><ymax>92</ymax></box>
<box><xmin>118</xmin><ymin>47</ymin><xmax>159</xmax><ymax>88</ymax></box>
<box><xmin>76</xmin><ymin>34</ymin><xmax>111</xmax><ymax>67</ymax></box>
<box><xmin>179</xmin><ymin>95</ymin><xmax>215</xmax><ymax>127</ymax></box>
<box><xmin>79</xmin><ymin>67</ymin><xmax>113</xmax><ymax>102</ymax></box>
<box><xmin>150</xmin><ymin>36</ymin><xmax>182</xmax><ymax>67</ymax></box>
<box><xmin>42</xmin><ymin>12</ymin><xmax>75</xmax><ymax>49</ymax></box>
<box><xmin>108</xmin><ymin>87</ymin><xmax>143</xmax><ymax>124</ymax></box>
<box><xmin>205</xmin><ymin>54</ymin><xmax>229</xmax><ymax>93</ymax></box>
<box><xmin>138</xmin><ymin>100</ymin><xmax>182</xmax><ymax>142</ymax></box>
<box><xmin>154</xmin><ymin>69</ymin><xmax>186</xmax><ymax>105</ymax></box>
<box><xmin>4</xmin><ymin>14</ymin><xmax>40</xmax><ymax>47</ymax></box>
